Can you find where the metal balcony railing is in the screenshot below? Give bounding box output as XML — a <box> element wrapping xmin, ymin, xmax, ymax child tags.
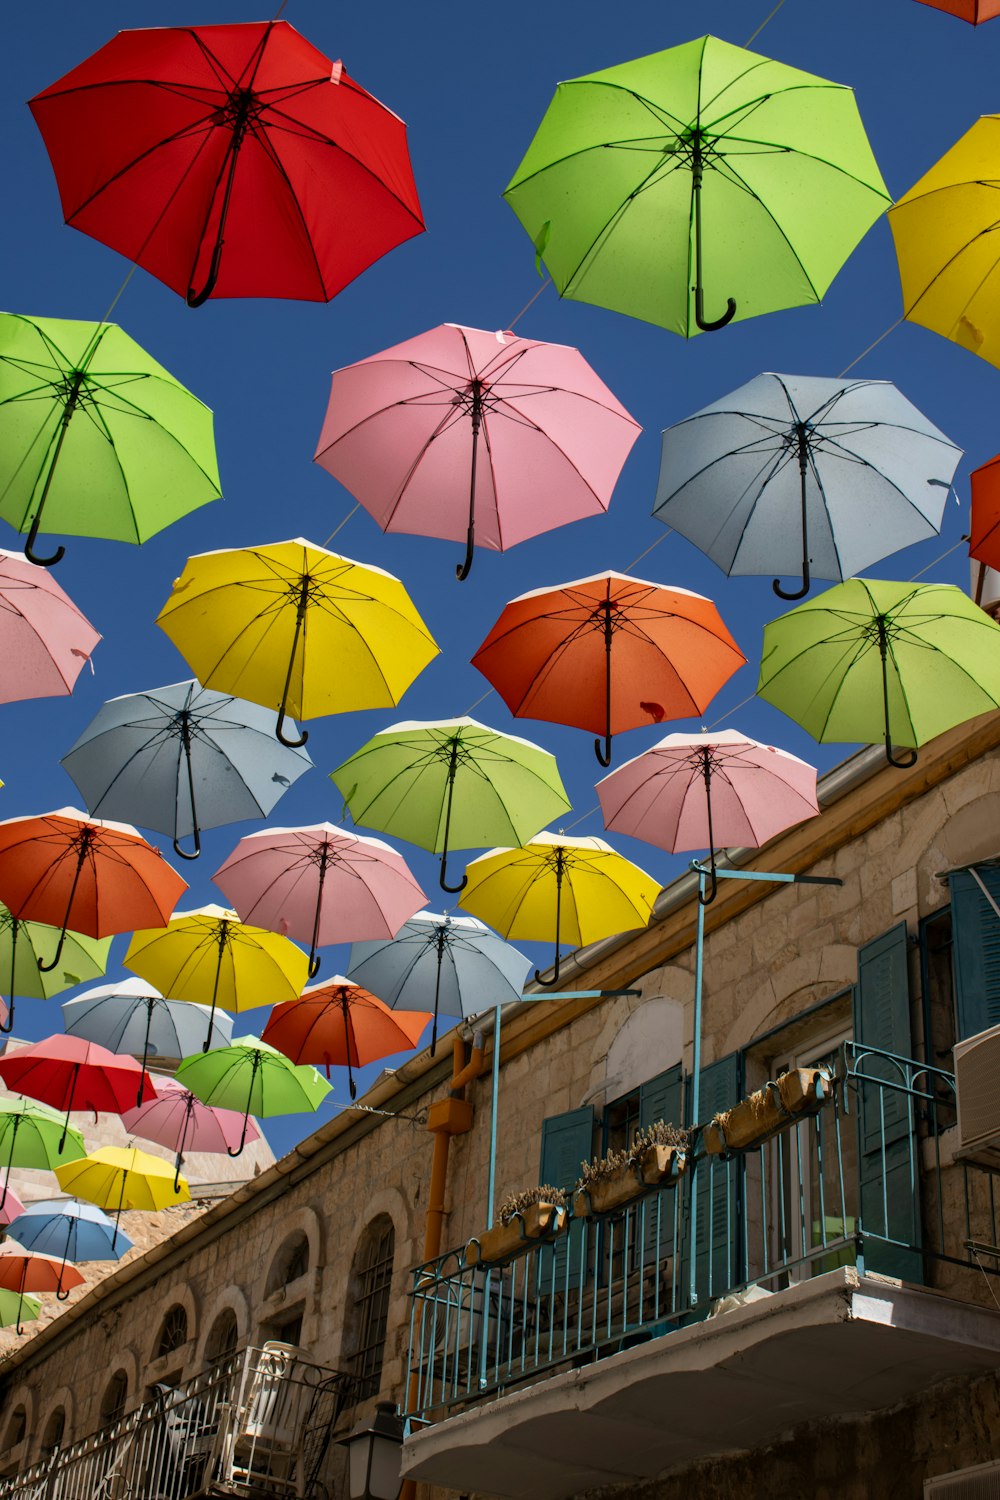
<box><xmin>0</xmin><ymin>1343</ymin><xmax>355</xmax><ymax>1500</ymax></box>
<box><xmin>406</xmin><ymin>1044</ymin><xmax>1000</xmax><ymax>1421</ymax></box>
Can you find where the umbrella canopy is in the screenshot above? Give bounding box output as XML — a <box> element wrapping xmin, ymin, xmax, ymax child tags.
<box><xmin>122</xmin><ymin>1074</ymin><xmax>260</xmax><ymax>1189</ymax></box>
<box><xmin>54</xmin><ymin>1145</ymin><xmax>190</xmax><ymax>1248</ymax></box>
<box><xmin>461</xmin><ymin>832</ymin><xmax>661</xmax><ymax>985</ymax></box>
<box><xmin>314</xmin><ymin>322</ymin><xmax>640</xmax><ymax>579</ymax></box>
<box><xmin>347</xmin><ymin>911</ymin><xmax>532</xmax><ymax>1052</ymax></box>
<box><xmin>0</xmin><ymin>313</ymin><xmax>220</xmax><ymax>567</ymax></box>
<box><xmin>0</xmin><ymin>902</ymin><xmax>110</xmax><ymax>1036</ymax></box>
<box><xmin>156</xmin><ymin>537</ymin><xmax>439</xmax><ymax>749</ymax></box>
<box><xmin>176</xmin><ymin>1037</ymin><xmax>331</xmax><ymax>1155</ymax></box>
<box><xmin>504</xmin><ymin>35</ymin><xmax>889</xmax><ymax>337</ymax></box>
<box><xmin>0</xmin><ymin>808</ymin><xmax>187</xmax><ymax>973</ymax></box>
<box><xmin>123</xmin><ymin>904</ymin><xmax>309</xmax><ymax>1053</ymax></box>
<box><xmin>0</xmin><ymin>1247</ymin><xmax>84</xmax><ymax>1327</ymax></box>
<box><xmin>889</xmin><ymin>116</ymin><xmax>1000</xmax><ymax>371</ymax></box>
<box><xmin>970</xmin><ymin>452</ymin><xmax>1000</xmax><ymax>582</ymax></box>
<box><xmin>0</xmin><ymin>1034</ymin><xmax>156</xmax><ymax>1149</ymax></box>
<box><xmin>0</xmin><ymin>1182</ymin><xmax>25</xmax><ymax>1228</ymax></box>
<box><xmin>758</xmin><ymin>579</ymin><xmax>1000</xmax><ymax>767</ymax></box>
<box><xmin>29</xmin><ymin>20</ymin><xmax>424</xmax><ymax>306</ymax></box>
<box><xmin>6</xmin><ymin>1198</ymin><xmax>133</xmax><ymax>1277</ymax></box>
<box><xmin>0</xmin><ymin>1288</ymin><xmax>39</xmax><ymax>1332</ymax></box>
<box><xmin>0</xmin><ymin>549</ymin><xmax>100</xmax><ymax>699</ymax></box>
<box><xmin>62</xmin><ymin>977</ymin><xmax>233</xmax><ymax>1100</ymax></box>
<box><xmin>331</xmin><ymin>718</ymin><xmax>571</xmax><ymax>894</ymax></box>
<box><xmin>0</xmin><ymin>1098</ymin><xmax>85</xmax><ymax>1209</ymax></box>
<box><xmin>914</xmin><ymin>0</ymin><xmax>1000</xmax><ymax>16</ymax></box>
<box><xmin>471</xmin><ymin>571</ymin><xmax>745</xmax><ymax>765</ymax></box>
<box><xmin>212</xmin><ymin>824</ymin><xmax>426</xmax><ymax>979</ymax></box>
<box><xmin>653</xmin><ymin>373</ymin><xmax>961</xmax><ymax>599</ymax></box>
<box><xmin>262</xmin><ymin>979</ymin><xmax>430</xmax><ymax>1097</ymax></box>
<box><xmin>61</xmin><ymin>679</ymin><xmax>313</xmax><ymax>861</ymax></box>
<box><xmin>596</xmin><ymin>729</ymin><xmax>820</xmax><ymax>902</ymax></box>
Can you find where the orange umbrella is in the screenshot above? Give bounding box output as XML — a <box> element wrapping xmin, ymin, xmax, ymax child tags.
<box><xmin>914</xmin><ymin>0</ymin><xmax>1000</xmax><ymax>20</ymax></box>
<box><xmin>471</xmin><ymin>571</ymin><xmax>745</xmax><ymax>766</ymax></box>
<box><xmin>0</xmin><ymin>808</ymin><xmax>187</xmax><ymax>972</ymax></box>
<box><xmin>970</xmin><ymin>451</ymin><xmax>1000</xmax><ymax>596</ymax></box>
<box><xmin>0</xmin><ymin>1246</ymin><xmax>84</xmax><ymax>1331</ymax></box>
<box><xmin>262</xmin><ymin>978</ymin><xmax>431</xmax><ymax>1099</ymax></box>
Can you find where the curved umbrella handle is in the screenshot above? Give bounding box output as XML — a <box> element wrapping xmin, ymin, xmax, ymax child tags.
<box><xmin>0</xmin><ymin>995</ymin><xmax>13</xmax><ymax>1036</ymax></box>
<box><xmin>172</xmin><ymin>828</ymin><xmax>202</xmax><ymax>861</ymax></box>
<box><xmin>455</xmin><ymin>387</ymin><xmax>483</xmax><ymax>582</ymax></box>
<box><xmin>534</xmin><ymin>950</ymin><xmax>562</xmax><ymax>988</ymax></box>
<box><xmin>456</xmin><ymin>528</ymin><xmax>475</xmax><ymax>582</ymax></box>
<box><xmin>773</xmin><ymin>569</ymin><xmax>810</xmax><ymax>601</ymax></box>
<box><xmin>186</xmin><ymin>254</ymin><xmax>223</xmax><ymax>308</ymax></box>
<box><xmin>308</xmin><ymin>953</ymin><xmax>322</xmax><ymax>979</ymax></box>
<box><xmin>276</xmin><ymin>706</ymin><xmax>308</xmax><ymax>749</ymax></box>
<box><xmin>24</xmin><ymin>528</ymin><xmax>65</xmax><ymax>568</ymax></box>
<box><xmin>773</xmin><ymin>434</ymin><xmax>812</xmax><ymax>600</ymax></box>
<box><xmin>885</xmin><ymin>740</ymin><xmax>918</xmax><ymax>769</ymax></box>
<box><xmin>691</xmin><ymin>133</ymin><xmax>737</xmax><ymax>335</ymax></box>
<box><xmin>876</xmin><ymin>616</ymin><xmax>918</xmax><ymax>772</ymax></box>
<box><xmin>694</xmin><ymin>286</ymin><xmax>737</xmax><ymax>334</ymax></box>
<box><xmin>594</xmin><ymin>733</ymin><xmax>612</xmax><ymax>768</ymax></box>
<box><xmin>534</xmin><ymin>850</ymin><xmax>565</xmax><ymax>988</ymax></box>
<box><xmin>185</xmin><ymin>95</ymin><xmax>251</xmax><ymax>307</ymax></box>
<box><xmin>439</xmin><ymin>851</ymin><xmax>467</xmax><ymax>895</ymax></box>
<box><xmin>697</xmin><ymin>859</ymin><xmax>719</xmax><ymax>906</ymax></box>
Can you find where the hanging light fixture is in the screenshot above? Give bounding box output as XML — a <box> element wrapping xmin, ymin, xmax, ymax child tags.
<box><xmin>339</xmin><ymin>1400</ymin><xmax>405</xmax><ymax>1500</ymax></box>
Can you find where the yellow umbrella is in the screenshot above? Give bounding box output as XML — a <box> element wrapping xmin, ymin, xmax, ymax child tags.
<box><xmin>124</xmin><ymin>903</ymin><xmax>309</xmax><ymax>1053</ymax></box>
<box><xmin>889</xmin><ymin>116</ymin><xmax>1000</xmax><ymax>370</ymax></box>
<box><xmin>460</xmin><ymin>831</ymin><xmax>660</xmax><ymax>987</ymax></box>
<box><xmin>156</xmin><ymin>536</ymin><xmax>439</xmax><ymax>748</ymax></box>
<box><xmin>54</xmin><ymin>1145</ymin><xmax>189</xmax><ymax>1248</ymax></box>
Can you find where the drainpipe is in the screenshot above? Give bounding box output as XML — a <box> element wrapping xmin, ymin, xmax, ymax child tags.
<box><xmin>400</xmin><ymin>1031</ymin><xmax>485</xmax><ymax>1500</ymax></box>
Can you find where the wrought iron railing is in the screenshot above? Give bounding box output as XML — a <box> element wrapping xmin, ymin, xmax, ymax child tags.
<box><xmin>406</xmin><ymin>1045</ymin><xmax>996</xmax><ymax>1420</ymax></box>
<box><xmin>0</xmin><ymin>1344</ymin><xmax>355</xmax><ymax>1500</ymax></box>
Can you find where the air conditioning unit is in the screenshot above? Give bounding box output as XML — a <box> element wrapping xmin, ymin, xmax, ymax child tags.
<box><xmin>925</xmin><ymin>1457</ymin><xmax>1000</xmax><ymax>1498</ymax></box>
<box><xmin>954</xmin><ymin>1022</ymin><xmax>1000</xmax><ymax>1162</ymax></box>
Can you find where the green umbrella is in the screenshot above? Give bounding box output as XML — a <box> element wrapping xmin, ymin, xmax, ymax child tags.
<box><xmin>504</xmin><ymin>35</ymin><xmax>890</xmax><ymax>337</ymax></box>
<box><xmin>0</xmin><ymin>312</ymin><xmax>221</xmax><ymax>566</ymax></box>
<box><xmin>0</xmin><ymin>1288</ymin><xmax>40</xmax><ymax>1330</ymax></box>
<box><xmin>330</xmin><ymin>717</ymin><xmax>571</xmax><ymax>893</ymax></box>
<box><xmin>757</xmin><ymin>579</ymin><xmax>1000</xmax><ymax>768</ymax></box>
<box><xmin>0</xmin><ymin>903</ymin><xmax>111</xmax><ymax>1035</ymax></box>
<box><xmin>0</xmin><ymin>1098</ymin><xmax>86</xmax><ymax>1210</ymax></box>
<box><xmin>176</xmin><ymin>1037</ymin><xmax>331</xmax><ymax>1155</ymax></box>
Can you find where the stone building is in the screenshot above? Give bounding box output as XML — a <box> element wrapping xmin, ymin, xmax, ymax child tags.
<box><xmin>1</xmin><ymin>713</ymin><xmax>1000</xmax><ymax>1498</ymax></box>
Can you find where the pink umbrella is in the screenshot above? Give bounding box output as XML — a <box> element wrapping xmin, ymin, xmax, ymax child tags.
<box><xmin>313</xmin><ymin>322</ymin><xmax>641</xmax><ymax>580</ymax></box>
<box><xmin>212</xmin><ymin>823</ymin><xmax>426</xmax><ymax>980</ymax></box>
<box><xmin>0</xmin><ymin>1178</ymin><xmax>25</xmax><ymax>1228</ymax></box>
<box><xmin>122</xmin><ymin>1074</ymin><xmax>259</xmax><ymax>1189</ymax></box>
<box><xmin>596</xmin><ymin>729</ymin><xmax>820</xmax><ymax>905</ymax></box>
<box><xmin>0</xmin><ymin>550</ymin><xmax>99</xmax><ymax>702</ymax></box>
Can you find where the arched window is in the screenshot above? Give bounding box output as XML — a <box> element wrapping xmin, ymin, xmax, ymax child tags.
<box><xmin>101</xmin><ymin>1372</ymin><xmax>128</xmax><ymax>1425</ymax></box>
<box><xmin>204</xmin><ymin>1308</ymin><xmax>239</xmax><ymax>1365</ymax></box>
<box><xmin>3</xmin><ymin>1408</ymin><xmax>25</xmax><ymax>1450</ymax></box>
<box><xmin>344</xmin><ymin>1216</ymin><xmax>395</xmax><ymax>1399</ymax></box>
<box><xmin>266</xmin><ymin>1232</ymin><xmax>310</xmax><ymax>1295</ymax></box>
<box><xmin>41</xmin><ymin>1408</ymin><xmax>65</xmax><ymax>1452</ymax></box>
<box><xmin>154</xmin><ymin>1305</ymin><xmax>188</xmax><ymax>1360</ymax></box>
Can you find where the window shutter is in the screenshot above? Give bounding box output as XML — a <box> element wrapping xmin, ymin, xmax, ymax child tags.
<box><xmin>638</xmin><ymin>1064</ymin><xmax>684</xmax><ymax>1134</ymax></box>
<box><xmin>950</xmin><ymin>866</ymin><xmax>1000</xmax><ymax>1041</ymax></box>
<box><xmin>537</xmin><ymin>1105</ymin><xmax>594</xmax><ymax>1291</ymax></box>
<box><xmin>853</xmin><ymin>924</ymin><xmax>922</xmax><ymax>1282</ymax></box>
<box><xmin>685</xmin><ymin>1052</ymin><xmax>742</xmax><ymax>1305</ymax></box>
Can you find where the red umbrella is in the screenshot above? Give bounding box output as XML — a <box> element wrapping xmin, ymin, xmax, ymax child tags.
<box><xmin>471</xmin><ymin>571</ymin><xmax>746</xmax><ymax>766</ymax></box>
<box><xmin>121</xmin><ymin>1074</ymin><xmax>260</xmax><ymax>1191</ymax></box>
<box><xmin>262</xmin><ymin>978</ymin><xmax>430</xmax><ymax>1099</ymax></box>
<box><xmin>0</xmin><ymin>808</ymin><xmax>187</xmax><ymax>972</ymax></box>
<box><xmin>914</xmin><ymin>0</ymin><xmax>1000</xmax><ymax>21</ymax></box>
<box><xmin>29</xmin><ymin>20</ymin><xmax>425</xmax><ymax>306</ymax></box>
<box><xmin>0</xmin><ymin>1034</ymin><xmax>156</xmax><ymax>1150</ymax></box>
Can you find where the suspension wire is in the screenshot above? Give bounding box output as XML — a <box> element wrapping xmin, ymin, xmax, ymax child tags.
<box><xmin>908</xmin><ymin>535</ymin><xmax>967</xmax><ymax>582</ymax></box>
<box><xmin>508</xmin><ymin>278</ymin><xmax>552</xmax><ymax>331</ymax></box>
<box><xmin>331</xmin><ymin>1099</ymin><xmax>427</xmax><ymax>1125</ymax></box>
<box><xmin>838</xmin><ymin>318</ymin><xmax>903</xmax><ymax>379</ymax></box>
<box><xmin>462</xmin><ymin>688</ymin><xmax>494</xmax><ymax>715</ymax></box>
<box><xmin>624</xmin><ymin>527</ymin><xmax>671</xmax><ymax>574</ymax></box>
<box><xmin>745</xmin><ymin>0</ymin><xmax>788</xmax><ymax>46</ymax></box>
<box><xmin>321</xmin><ymin>502</ymin><xmax>360</xmax><ymax>548</ymax></box>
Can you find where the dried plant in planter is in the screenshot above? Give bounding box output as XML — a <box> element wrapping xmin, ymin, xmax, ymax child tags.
<box><xmin>628</xmin><ymin>1120</ymin><xmax>689</xmax><ymax>1162</ymax></box>
<box><xmin>497</xmin><ymin>1184</ymin><xmax>567</xmax><ymax>1226</ymax></box>
<box><xmin>578</xmin><ymin>1147</ymin><xmax>631</xmax><ymax>1188</ymax></box>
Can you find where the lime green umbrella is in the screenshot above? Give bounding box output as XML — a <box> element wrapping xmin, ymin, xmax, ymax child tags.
<box><xmin>0</xmin><ymin>1098</ymin><xmax>86</xmax><ymax>1210</ymax></box>
<box><xmin>0</xmin><ymin>313</ymin><xmax>221</xmax><ymax>566</ymax></box>
<box><xmin>330</xmin><ymin>717</ymin><xmax>571</xmax><ymax>894</ymax></box>
<box><xmin>504</xmin><ymin>35</ymin><xmax>890</xmax><ymax>336</ymax></box>
<box><xmin>0</xmin><ymin>1287</ymin><xmax>40</xmax><ymax>1330</ymax></box>
<box><xmin>0</xmin><ymin>903</ymin><xmax>111</xmax><ymax>1035</ymax></box>
<box><xmin>757</xmin><ymin>579</ymin><xmax>1000</xmax><ymax>767</ymax></box>
<box><xmin>176</xmin><ymin>1037</ymin><xmax>331</xmax><ymax>1155</ymax></box>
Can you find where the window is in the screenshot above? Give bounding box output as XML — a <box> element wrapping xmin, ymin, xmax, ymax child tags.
<box><xmin>264</xmin><ymin>1310</ymin><xmax>303</xmax><ymax>1348</ymax></box>
<box><xmin>266</xmin><ymin>1232</ymin><xmax>309</xmax><ymax>1295</ymax></box>
<box><xmin>3</xmin><ymin>1409</ymin><xmax>24</xmax><ymax>1451</ymax></box>
<box><xmin>41</xmin><ymin>1408</ymin><xmax>65</xmax><ymax>1452</ymax></box>
<box><xmin>101</xmin><ymin>1372</ymin><xmax>128</xmax><ymax>1425</ymax></box>
<box><xmin>154</xmin><ymin>1305</ymin><xmax>188</xmax><ymax>1359</ymax></box>
<box><xmin>346</xmin><ymin>1218</ymin><xmax>395</xmax><ymax>1399</ymax></box>
<box><xmin>204</xmin><ymin>1308</ymin><xmax>239</xmax><ymax>1365</ymax></box>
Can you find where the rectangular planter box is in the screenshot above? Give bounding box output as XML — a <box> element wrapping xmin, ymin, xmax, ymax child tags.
<box><xmin>572</xmin><ymin>1145</ymin><xmax>687</xmax><ymax>1219</ymax></box>
<box><xmin>465</xmin><ymin>1202</ymin><xmax>567</xmax><ymax>1268</ymax></box>
<box><xmin>703</xmin><ymin>1067</ymin><xmax>832</xmax><ymax>1156</ymax></box>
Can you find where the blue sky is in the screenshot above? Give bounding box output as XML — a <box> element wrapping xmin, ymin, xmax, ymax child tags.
<box><xmin>1</xmin><ymin>0</ymin><xmax>998</xmax><ymax>1155</ymax></box>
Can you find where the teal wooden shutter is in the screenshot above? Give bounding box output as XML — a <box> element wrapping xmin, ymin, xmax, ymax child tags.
<box><xmin>853</xmin><ymin>924</ymin><xmax>922</xmax><ymax>1281</ymax></box>
<box><xmin>638</xmin><ymin>1064</ymin><xmax>684</xmax><ymax>1133</ymax></box>
<box><xmin>950</xmin><ymin>866</ymin><xmax>1000</xmax><ymax>1041</ymax></box>
<box><xmin>638</xmin><ymin>1065</ymin><xmax>685</xmax><ymax>1267</ymax></box>
<box><xmin>685</xmin><ymin>1053</ymin><xmax>742</xmax><ymax>1306</ymax></box>
<box><xmin>537</xmin><ymin>1106</ymin><xmax>594</xmax><ymax>1290</ymax></box>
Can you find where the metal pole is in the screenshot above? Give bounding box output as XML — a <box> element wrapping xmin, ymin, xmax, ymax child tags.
<box><xmin>688</xmin><ymin>869</ymin><xmax>707</xmax><ymax>1307</ymax></box>
<box><xmin>486</xmin><ymin>1003</ymin><xmax>502</xmax><ymax>1232</ymax></box>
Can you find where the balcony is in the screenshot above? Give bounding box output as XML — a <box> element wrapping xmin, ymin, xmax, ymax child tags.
<box><xmin>403</xmin><ymin>1044</ymin><xmax>1000</xmax><ymax>1497</ymax></box>
<box><xmin>0</xmin><ymin>1344</ymin><xmax>355</xmax><ymax>1500</ymax></box>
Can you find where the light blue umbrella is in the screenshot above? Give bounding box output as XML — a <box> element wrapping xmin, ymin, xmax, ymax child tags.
<box><xmin>346</xmin><ymin>910</ymin><xmax>531</xmax><ymax>1052</ymax></box>
<box><xmin>5</xmin><ymin>1197</ymin><xmax>133</xmax><ymax>1297</ymax></box>
<box><xmin>653</xmin><ymin>372</ymin><xmax>962</xmax><ymax>600</ymax></box>
<box><xmin>60</xmin><ymin>679</ymin><xmax>313</xmax><ymax>861</ymax></box>
<box><xmin>62</xmin><ymin>977</ymin><xmax>232</xmax><ymax>1104</ymax></box>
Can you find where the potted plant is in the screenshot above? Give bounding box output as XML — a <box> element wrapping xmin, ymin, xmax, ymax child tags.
<box><xmin>702</xmin><ymin>1066</ymin><xmax>833</xmax><ymax>1156</ymax></box>
<box><xmin>572</xmin><ymin>1121</ymin><xmax>688</xmax><ymax>1218</ymax></box>
<box><xmin>465</xmin><ymin>1185</ymin><xmax>568</xmax><ymax>1267</ymax></box>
